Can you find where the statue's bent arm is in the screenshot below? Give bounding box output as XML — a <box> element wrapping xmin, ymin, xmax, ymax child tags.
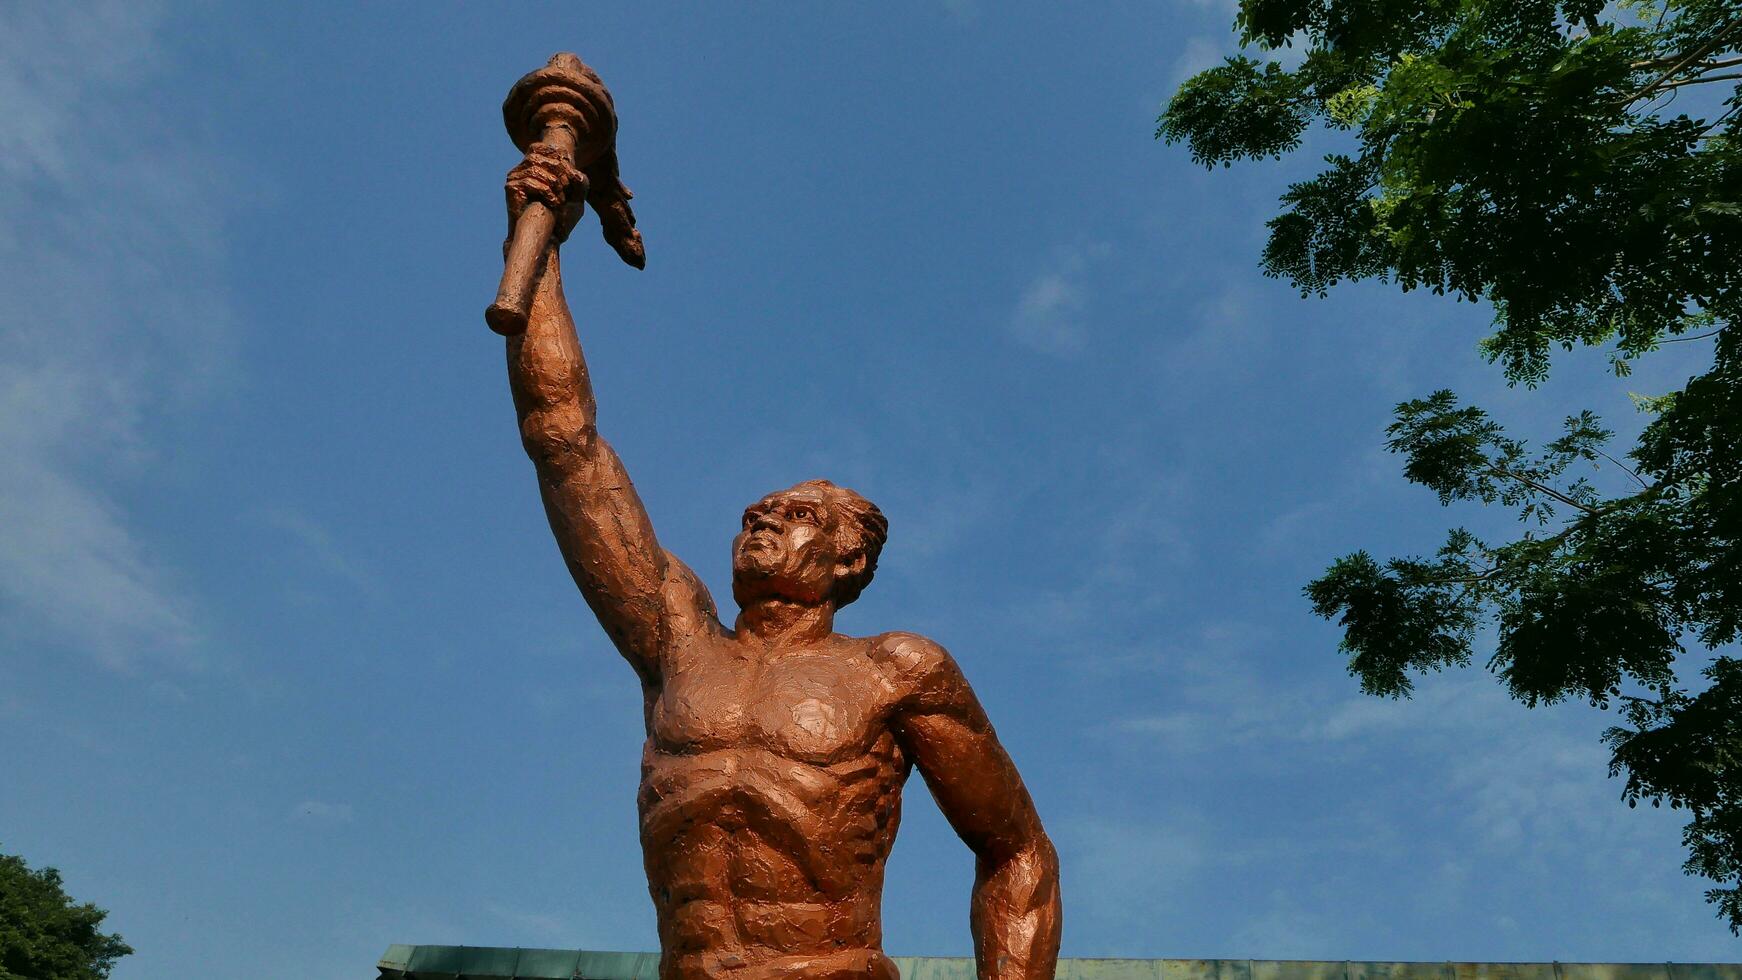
<box><xmin>883</xmin><ymin>634</ymin><xmax>1063</xmax><ymax>980</ymax></box>
<box><xmin>507</xmin><ymin>246</ymin><xmax>715</xmax><ymax>683</ymax></box>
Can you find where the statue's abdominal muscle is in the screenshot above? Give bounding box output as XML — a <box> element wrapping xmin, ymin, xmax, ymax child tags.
<box><xmin>638</xmin><ymin>643</ymin><xmax>909</xmax><ymax>953</ymax></box>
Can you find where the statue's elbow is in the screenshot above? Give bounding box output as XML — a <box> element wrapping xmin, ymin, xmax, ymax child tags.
<box><xmin>1028</xmin><ymin>832</ymin><xmax>1060</xmax><ymax>890</ymax></box>
<box><xmin>982</xmin><ymin>827</ymin><xmax>1058</xmax><ymax>883</ymax></box>
<box><xmin>520</xmin><ymin>403</ymin><xmax>599</xmax><ymax>468</ymax></box>
<box><xmin>1015</xmin><ymin>833</ymin><xmax>1062</xmax><ymax>923</ymax></box>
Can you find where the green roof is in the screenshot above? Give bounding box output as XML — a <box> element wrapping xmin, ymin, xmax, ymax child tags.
<box><xmin>377</xmin><ymin>947</ymin><xmax>1742</xmax><ymax>980</ymax></box>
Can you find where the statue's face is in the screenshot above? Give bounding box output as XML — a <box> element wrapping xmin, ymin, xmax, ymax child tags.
<box><xmin>731</xmin><ymin>487</ymin><xmax>843</xmax><ymax>608</ymax></box>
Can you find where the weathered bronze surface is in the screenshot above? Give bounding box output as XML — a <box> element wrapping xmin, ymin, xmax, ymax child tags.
<box><xmin>490</xmin><ymin>54</ymin><xmax>1062</xmax><ymax>980</ymax></box>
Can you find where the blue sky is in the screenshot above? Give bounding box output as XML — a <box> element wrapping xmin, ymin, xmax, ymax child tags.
<box><xmin>2</xmin><ymin>2</ymin><xmax>1735</xmax><ymax>976</ymax></box>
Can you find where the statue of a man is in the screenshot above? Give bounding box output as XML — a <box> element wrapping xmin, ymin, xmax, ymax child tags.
<box><xmin>500</xmin><ymin>131</ymin><xmax>1062</xmax><ymax>980</ymax></box>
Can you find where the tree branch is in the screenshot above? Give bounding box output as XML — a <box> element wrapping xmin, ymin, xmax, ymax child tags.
<box><xmin>1596</xmin><ymin>449</ymin><xmax>1651</xmax><ymax>490</ymax></box>
<box><xmin>1695</xmin><ymin>103</ymin><xmax>1742</xmax><ymax>138</ymax></box>
<box><xmin>1659</xmin><ymin>325</ymin><xmax>1729</xmax><ymax>344</ymax></box>
<box><xmin>1632</xmin><ymin>55</ymin><xmax>1742</xmax><ymax>70</ymax></box>
<box><xmin>1432</xmin><ymin>569</ymin><xmax>1499</xmax><ymax>586</ymax></box>
<box><xmin>1650</xmin><ymin>72</ymin><xmax>1742</xmax><ymax>92</ymax></box>
<box><xmin>1486</xmin><ymin>463</ymin><xmax>1600</xmax><ymax>514</ymax></box>
<box><xmin>1422</xmin><ymin>557</ymin><xmax>1499</xmax><ymax>586</ymax></box>
<box><xmin>1625</xmin><ymin>18</ymin><xmax>1742</xmax><ymax>103</ymax></box>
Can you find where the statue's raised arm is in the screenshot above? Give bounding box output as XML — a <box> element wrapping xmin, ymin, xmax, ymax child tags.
<box><xmin>496</xmin><ymin>55</ymin><xmax>716</xmax><ymax>685</ymax></box>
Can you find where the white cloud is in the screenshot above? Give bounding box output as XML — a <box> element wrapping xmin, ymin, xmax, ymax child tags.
<box><xmin>1011</xmin><ymin>274</ymin><xmax>1087</xmax><ymax>353</ymax></box>
<box><xmin>258</xmin><ymin>506</ymin><xmax>382</xmax><ymax>597</ymax></box>
<box><xmin>0</xmin><ymin>436</ymin><xmax>196</xmax><ymax>668</ymax></box>
<box><xmin>0</xmin><ymin>2</ymin><xmax>234</xmax><ymax>668</ymax></box>
<box><xmin>1158</xmin><ymin>288</ymin><xmax>1268</xmax><ymax>391</ymax></box>
<box><xmin>1102</xmin><ymin>635</ymin><xmax>1674</xmax><ymax>870</ymax></box>
<box><xmin>1103</xmin><ymin>639</ymin><xmax>1526</xmax><ymax>753</ymax></box>
<box><xmin>1008</xmin><ymin>244</ymin><xmax>1109</xmax><ymax>355</ymax></box>
<box><xmin>1172</xmin><ymin>35</ymin><xmax>1231</xmax><ymax>83</ymax></box>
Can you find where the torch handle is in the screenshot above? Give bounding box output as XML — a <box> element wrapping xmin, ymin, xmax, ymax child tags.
<box><xmin>486</xmin><ymin>123</ymin><xmax>580</xmax><ymax>336</ymax></box>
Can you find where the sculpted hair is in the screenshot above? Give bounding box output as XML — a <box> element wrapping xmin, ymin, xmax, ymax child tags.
<box><xmin>791</xmin><ymin>479</ymin><xmax>887</xmax><ymax>607</ymax></box>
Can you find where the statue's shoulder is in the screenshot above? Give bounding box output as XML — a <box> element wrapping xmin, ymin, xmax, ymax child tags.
<box><xmin>866</xmin><ymin>631</ymin><xmax>962</xmax><ymax>702</ymax></box>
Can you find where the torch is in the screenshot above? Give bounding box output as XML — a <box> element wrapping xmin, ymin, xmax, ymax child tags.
<box><xmin>486</xmin><ymin>53</ymin><xmax>645</xmax><ymax>336</ymax></box>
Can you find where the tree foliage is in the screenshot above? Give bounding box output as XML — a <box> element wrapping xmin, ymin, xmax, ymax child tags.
<box><xmin>1162</xmin><ymin>0</ymin><xmax>1742</xmax><ymax>931</ymax></box>
<box><xmin>0</xmin><ymin>849</ymin><xmax>132</xmax><ymax>980</ymax></box>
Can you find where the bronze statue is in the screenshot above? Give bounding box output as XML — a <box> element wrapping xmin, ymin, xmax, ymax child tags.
<box><xmin>490</xmin><ymin>54</ymin><xmax>1062</xmax><ymax>980</ymax></box>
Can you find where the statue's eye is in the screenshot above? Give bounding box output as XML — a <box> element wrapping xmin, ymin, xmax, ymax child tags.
<box><xmin>742</xmin><ymin>513</ymin><xmax>755</xmax><ymax>529</ymax></box>
<box><xmin>792</xmin><ymin>507</ymin><xmax>813</xmax><ymax>522</ymax></box>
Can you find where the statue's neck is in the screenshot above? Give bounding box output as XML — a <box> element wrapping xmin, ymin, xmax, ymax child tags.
<box><xmin>734</xmin><ymin>599</ymin><xmax>836</xmax><ymax>648</ymax></box>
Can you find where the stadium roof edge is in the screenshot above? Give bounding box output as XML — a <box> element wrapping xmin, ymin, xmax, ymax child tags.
<box><xmin>377</xmin><ymin>945</ymin><xmax>1742</xmax><ymax>980</ymax></box>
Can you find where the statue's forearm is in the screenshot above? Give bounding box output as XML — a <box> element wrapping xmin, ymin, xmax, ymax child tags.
<box><xmin>893</xmin><ymin>645</ymin><xmax>1064</xmax><ymax>980</ymax></box>
<box><xmin>503</xmin><ymin>245</ymin><xmax>673</xmax><ymax>674</ymax></box>
<box><xmin>971</xmin><ymin>837</ymin><xmax>1062</xmax><ymax>980</ymax></box>
<box><xmin>506</xmin><ymin>249</ymin><xmax>599</xmax><ymax>451</ymax></box>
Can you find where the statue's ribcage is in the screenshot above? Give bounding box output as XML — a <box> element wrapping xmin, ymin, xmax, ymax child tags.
<box><xmin>638</xmin><ymin>741</ymin><xmax>907</xmax><ymax>900</ymax></box>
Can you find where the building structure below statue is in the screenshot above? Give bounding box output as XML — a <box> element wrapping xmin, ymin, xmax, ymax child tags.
<box><xmin>376</xmin><ymin>946</ymin><xmax>1742</xmax><ymax>980</ymax></box>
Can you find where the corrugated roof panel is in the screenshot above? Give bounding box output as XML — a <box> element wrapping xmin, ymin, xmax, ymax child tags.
<box><xmin>575</xmin><ymin>950</ymin><xmax>661</xmax><ymax>980</ymax></box>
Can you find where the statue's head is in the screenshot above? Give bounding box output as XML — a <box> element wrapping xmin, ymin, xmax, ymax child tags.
<box><xmin>732</xmin><ymin>479</ymin><xmax>888</xmax><ymax>610</ymax></box>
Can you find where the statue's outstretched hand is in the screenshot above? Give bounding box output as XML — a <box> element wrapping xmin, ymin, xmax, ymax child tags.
<box><xmin>503</xmin><ymin>141</ymin><xmax>644</xmax><ymax>269</ymax></box>
<box><xmin>505</xmin><ymin>142</ymin><xmax>588</xmax><ymax>243</ymax></box>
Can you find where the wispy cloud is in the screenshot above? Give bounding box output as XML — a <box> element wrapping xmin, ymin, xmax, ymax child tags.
<box><xmin>999</xmin><ymin>449</ymin><xmax>1191</xmax><ymax>635</ymax></box>
<box><xmin>1102</xmin><ymin>632</ymin><xmax>1514</xmax><ymax>752</ymax></box>
<box><xmin>258</xmin><ymin>506</ymin><xmax>382</xmax><ymax>597</ymax></box>
<box><xmin>1102</xmin><ymin>633</ymin><xmax>1668</xmax><ymax>865</ymax></box>
<box><xmin>1172</xmin><ymin>35</ymin><xmax>1232</xmax><ymax>83</ymax></box>
<box><xmin>1011</xmin><ymin>274</ymin><xmax>1088</xmax><ymax>354</ymax></box>
<box><xmin>1008</xmin><ymin>244</ymin><xmax>1110</xmax><ymax>356</ymax></box>
<box><xmin>0</xmin><ymin>2</ymin><xmax>234</xmax><ymax>668</ymax></box>
<box><xmin>1169</xmin><ymin>6</ymin><xmax>1311</xmax><ymax>74</ymax></box>
<box><xmin>1157</xmin><ymin>289</ymin><xmax>1268</xmax><ymax>392</ymax></box>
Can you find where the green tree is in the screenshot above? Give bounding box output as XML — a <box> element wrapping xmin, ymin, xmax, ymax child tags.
<box><xmin>1159</xmin><ymin>0</ymin><xmax>1742</xmax><ymax>931</ymax></box>
<box><xmin>0</xmin><ymin>849</ymin><xmax>132</xmax><ymax>980</ymax></box>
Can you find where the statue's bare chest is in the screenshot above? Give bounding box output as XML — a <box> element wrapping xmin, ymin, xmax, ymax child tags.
<box><xmin>650</xmin><ymin>642</ymin><xmax>893</xmax><ymax>766</ymax></box>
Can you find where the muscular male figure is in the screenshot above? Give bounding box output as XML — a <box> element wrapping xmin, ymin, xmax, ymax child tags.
<box><xmin>502</xmin><ymin>146</ymin><xmax>1062</xmax><ymax>980</ymax></box>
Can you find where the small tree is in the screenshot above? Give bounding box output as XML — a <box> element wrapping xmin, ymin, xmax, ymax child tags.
<box><xmin>0</xmin><ymin>848</ymin><xmax>132</xmax><ymax>980</ymax></box>
<box><xmin>1159</xmin><ymin>0</ymin><xmax>1742</xmax><ymax>932</ymax></box>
